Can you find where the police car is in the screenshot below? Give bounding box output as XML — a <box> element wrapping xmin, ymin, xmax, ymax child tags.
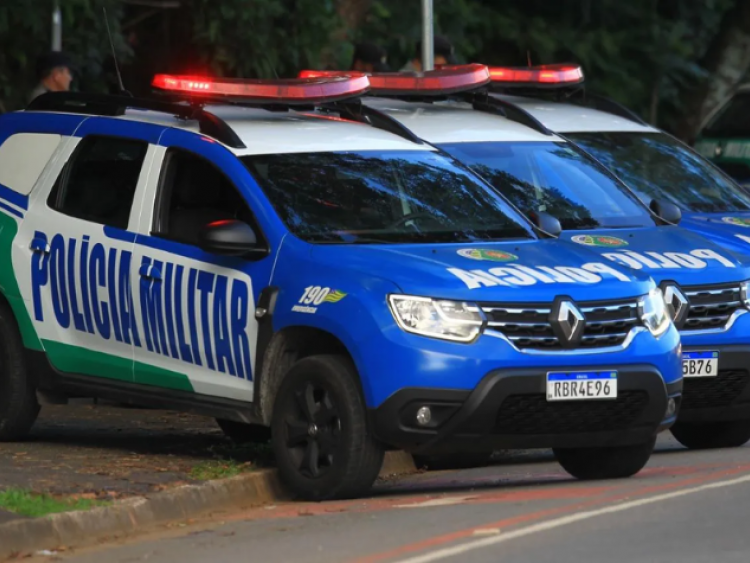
<box><xmin>0</xmin><ymin>73</ymin><xmax>680</xmax><ymax>500</ymax></box>
<box><xmin>317</xmin><ymin>63</ymin><xmax>750</xmax><ymax>451</ymax></box>
<box><xmin>695</xmin><ymin>84</ymin><xmax>750</xmax><ymax>187</ymax></box>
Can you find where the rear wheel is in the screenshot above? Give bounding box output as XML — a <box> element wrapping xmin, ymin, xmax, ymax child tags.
<box><xmin>0</xmin><ymin>301</ymin><xmax>40</xmax><ymax>441</ymax></box>
<box><xmin>553</xmin><ymin>438</ymin><xmax>655</xmax><ymax>480</ymax></box>
<box><xmin>671</xmin><ymin>420</ymin><xmax>750</xmax><ymax>449</ymax></box>
<box><xmin>216</xmin><ymin>419</ymin><xmax>271</xmax><ymax>444</ymax></box>
<box><xmin>271</xmin><ymin>355</ymin><xmax>384</xmax><ymax>501</ymax></box>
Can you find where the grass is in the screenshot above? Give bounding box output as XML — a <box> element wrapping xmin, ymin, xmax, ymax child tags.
<box><xmin>0</xmin><ymin>489</ymin><xmax>109</xmax><ymax>518</ymax></box>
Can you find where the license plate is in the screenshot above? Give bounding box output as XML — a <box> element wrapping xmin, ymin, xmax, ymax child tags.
<box><xmin>546</xmin><ymin>371</ymin><xmax>618</xmax><ymax>401</ymax></box>
<box><xmin>682</xmin><ymin>351</ymin><xmax>719</xmax><ymax>378</ymax></box>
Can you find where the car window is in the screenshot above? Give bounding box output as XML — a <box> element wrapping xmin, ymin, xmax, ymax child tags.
<box><xmin>439</xmin><ymin>141</ymin><xmax>654</xmax><ymax>230</ymax></box>
<box><xmin>155</xmin><ymin>149</ymin><xmax>260</xmax><ymax>248</ymax></box>
<box><xmin>48</xmin><ymin>136</ymin><xmax>147</xmax><ymax>229</ymax></box>
<box><xmin>703</xmin><ymin>92</ymin><xmax>750</xmax><ymax>138</ymax></box>
<box><xmin>569</xmin><ymin>132</ymin><xmax>750</xmax><ymax>213</ymax></box>
<box><xmin>242</xmin><ymin>150</ymin><xmax>536</xmax><ymax>244</ymax></box>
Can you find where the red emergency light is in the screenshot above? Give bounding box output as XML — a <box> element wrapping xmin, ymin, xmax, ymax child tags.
<box><xmin>152</xmin><ymin>74</ymin><xmax>371</xmax><ymax>104</ymax></box>
<box><xmin>299</xmin><ymin>64</ymin><xmax>491</xmax><ymax>96</ymax></box>
<box><xmin>486</xmin><ymin>64</ymin><xmax>584</xmax><ymax>88</ymax></box>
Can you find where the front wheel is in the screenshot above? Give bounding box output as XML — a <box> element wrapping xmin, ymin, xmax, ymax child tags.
<box><xmin>553</xmin><ymin>438</ymin><xmax>655</xmax><ymax>480</ymax></box>
<box><xmin>671</xmin><ymin>420</ymin><xmax>750</xmax><ymax>449</ymax></box>
<box><xmin>271</xmin><ymin>355</ymin><xmax>384</xmax><ymax>501</ymax></box>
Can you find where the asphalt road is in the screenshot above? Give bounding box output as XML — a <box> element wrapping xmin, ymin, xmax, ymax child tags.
<box><xmin>34</xmin><ymin>432</ymin><xmax>750</xmax><ymax>563</ymax></box>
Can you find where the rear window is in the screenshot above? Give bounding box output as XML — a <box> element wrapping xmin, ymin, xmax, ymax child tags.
<box><xmin>704</xmin><ymin>92</ymin><xmax>750</xmax><ymax>138</ymax></box>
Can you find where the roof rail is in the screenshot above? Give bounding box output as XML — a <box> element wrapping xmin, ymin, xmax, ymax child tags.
<box><xmin>324</xmin><ymin>100</ymin><xmax>424</xmax><ymax>144</ymax></box>
<box><xmin>462</xmin><ymin>92</ymin><xmax>554</xmax><ymax>136</ymax></box>
<box><xmin>570</xmin><ymin>92</ymin><xmax>648</xmax><ymax>125</ymax></box>
<box><xmin>26</xmin><ymin>91</ymin><xmax>247</xmax><ymax>149</ymax></box>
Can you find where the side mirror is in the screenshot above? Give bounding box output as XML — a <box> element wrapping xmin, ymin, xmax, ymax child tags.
<box><xmin>650</xmin><ymin>199</ymin><xmax>682</xmax><ymax>225</ymax></box>
<box><xmin>528</xmin><ymin>211</ymin><xmax>562</xmax><ymax>238</ymax></box>
<box><xmin>199</xmin><ymin>220</ymin><xmax>266</xmax><ymax>257</ymax></box>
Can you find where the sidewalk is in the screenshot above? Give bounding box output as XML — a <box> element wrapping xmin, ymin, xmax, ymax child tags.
<box><xmin>0</xmin><ymin>403</ymin><xmax>270</xmax><ymax>520</ymax></box>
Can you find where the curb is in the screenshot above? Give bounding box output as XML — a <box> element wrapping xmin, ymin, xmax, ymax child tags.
<box><xmin>0</xmin><ymin>451</ymin><xmax>416</xmax><ymax>559</ymax></box>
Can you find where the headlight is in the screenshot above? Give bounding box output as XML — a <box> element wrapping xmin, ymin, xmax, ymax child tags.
<box><xmin>741</xmin><ymin>281</ymin><xmax>750</xmax><ymax>310</ymax></box>
<box><xmin>388</xmin><ymin>295</ymin><xmax>484</xmax><ymax>343</ymax></box>
<box><xmin>638</xmin><ymin>287</ymin><xmax>671</xmax><ymax>337</ymax></box>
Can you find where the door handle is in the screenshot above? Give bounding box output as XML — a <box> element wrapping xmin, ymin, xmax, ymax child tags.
<box><xmin>139</xmin><ymin>264</ymin><xmax>162</xmax><ymax>281</ymax></box>
<box><xmin>30</xmin><ymin>237</ymin><xmax>50</xmax><ymax>255</ymax></box>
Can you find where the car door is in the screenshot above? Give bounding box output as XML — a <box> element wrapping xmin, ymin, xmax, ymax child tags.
<box><xmin>129</xmin><ymin>129</ymin><xmax>274</xmax><ymax>403</ymax></box>
<box><xmin>16</xmin><ymin>117</ymin><xmax>163</xmax><ymax>382</ymax></box>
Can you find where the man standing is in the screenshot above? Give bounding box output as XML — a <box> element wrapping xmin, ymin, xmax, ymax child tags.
<box><xmin>400</xmin><ymin>35</ymin><xmax>456</xmax><ymax>72</ymax></box>
<box><xmin>28</xmin><ymin>51</ymin><xmax>74</xmax><ymax>103</ymax></box>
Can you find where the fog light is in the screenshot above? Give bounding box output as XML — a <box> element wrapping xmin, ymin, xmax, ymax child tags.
<box><xmin>666</xmin><ymin>397</ymin><xmax>677</xmax><ymax>418</ymax></box>
<box><xmin>416</xmin><ymin>406</ymin><xmax>432</xmax><ymax>426</ymax></box>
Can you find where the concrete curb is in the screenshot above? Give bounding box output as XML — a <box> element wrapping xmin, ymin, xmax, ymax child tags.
<box><xmin>0</xmin><ymin>451</ymin><xmax>416</xmax><ymax>559</ymax></box>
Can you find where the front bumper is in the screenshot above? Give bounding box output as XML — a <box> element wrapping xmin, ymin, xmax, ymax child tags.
<box><xmin>679</xmin><ymin>345</ymin><xmax>750</xmax><ymax>423</ymax></box>
<box><xmin>370</xmin><ymin>364</ymin><xmax>681</xmax><ymax>454</ymax></box>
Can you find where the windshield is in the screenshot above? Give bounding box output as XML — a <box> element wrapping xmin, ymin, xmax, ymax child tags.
<box><xmin>569</xmin><ymin>132</ymin><xmax>750</xmax><ymax>213</ymax></box>
<box><xmin>438</xmin><ymin>141</ymin><xmax>655</xmax><ymax>230</ymax></box>
<box><xmin>703</xmin><ymin>92</ymin><xmax>750</xmax><ymax>137</ymax></box>
<box><xmin>242</xmin><ymin>150</ymin><xmax>535</xmax><ymax>244</ymax></box>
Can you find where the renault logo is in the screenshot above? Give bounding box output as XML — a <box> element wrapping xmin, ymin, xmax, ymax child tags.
<box><xmin>550</xmin><ymin>298</ymin><xmax>585</xmax><ymax>347</ymax></box>
<box><xmin>662</xmin><ymin>284</ymin><xmax>689</xmax><ymax>328</ymax></box>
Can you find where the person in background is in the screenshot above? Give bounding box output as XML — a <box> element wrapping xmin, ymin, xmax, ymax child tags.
<box><xmin>351</xmin><ymin>42</ymin><xmax>389</xmax><ymax>73</ymax></box>
<box><xmin>400</xmin><ymin>35</ymin><xmax>456</xmax><ymax>72</ymax></box>
<box><xmin>28</xmin><ymin>51</ymin><xmax>74</xmax><ymax>103</ymax></box>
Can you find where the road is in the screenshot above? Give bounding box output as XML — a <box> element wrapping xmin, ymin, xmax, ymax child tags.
<box><xmin>34</xmin><ymin>434</ymin><xmax>750</xmax><ymax>563</ymax></box>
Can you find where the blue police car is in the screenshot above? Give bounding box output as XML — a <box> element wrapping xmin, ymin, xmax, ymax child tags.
<box><xmin>0</xmin><ymin>74</ymin><xmax>680</xmax><ymax>500</ymax></box>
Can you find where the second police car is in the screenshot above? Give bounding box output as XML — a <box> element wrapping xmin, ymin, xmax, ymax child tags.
<box><xmin>301</xmin><ymin>64</ymin><xmax>750</xmax><ymax>451</ymax></box>
<box><xmin>0</xmin><ymin>73</ymin><xmax>681</xmax><ymax>500</ymax></box>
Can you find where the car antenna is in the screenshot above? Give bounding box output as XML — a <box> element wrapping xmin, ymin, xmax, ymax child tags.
<box><xmin>103</xmin><ymin>7</ymin><xmax>131</xmax><ymax>97</ymax></box>
<box><xmin>527</xmin><ymin>50</ymin><xmax>532</xmax><ymax>67</ymax></box>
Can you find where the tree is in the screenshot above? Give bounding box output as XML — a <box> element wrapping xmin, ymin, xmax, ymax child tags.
<box><xmin>673</xmin><ymin>0</ymin><xmax>750</xmax><ymax>140</ymax></box>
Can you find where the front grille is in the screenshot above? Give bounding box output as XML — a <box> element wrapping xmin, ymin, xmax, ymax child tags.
<box><xmin>481</xmin><ymin>298</ymin><xmax>639</xmax><ymax>351</ymax></box>
<box><xmin>681</xmin><ymin>369</ymin><xmax>750</xmax><ymax>410</ymax></box>
<box><xmin>493</xmin><ymin>391</ymin><xmax>649</xmax><ymax>434</ymax></box>
<box><xmin>683</xmin><ymin>283</ymin><xmax>743</xmax><ymax>332</ymax></box>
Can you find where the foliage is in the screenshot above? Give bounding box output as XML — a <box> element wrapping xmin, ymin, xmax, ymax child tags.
<box><xmin>188</xmin><ymin>0</ymin><xmax>344</xmax><ymax>79</ymax></box>
<box><xmin>0</xmin><ymin>0</ymin><xmax>129</xmax><ymax>112</ymax></box>
<box><xmin>1</xmin><ymin>0</ymin><xmax>744</xmax><ymax>134</ymax></box>
<box><xmin>357</xmin><ymin>0</ymin><xmax>734</xmax><ymax>132</ymax></box>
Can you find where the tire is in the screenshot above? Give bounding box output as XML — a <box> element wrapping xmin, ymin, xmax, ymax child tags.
<box><xmin>553</xmin><ymin>437</ymin><xmax>655</xmax><ymax>480</ymax></box>
<box><xmin>671</xmin><ymin>420</ymin><xmax>750</xmax><ymax>449</ymax></box>
<box><xmin>0</xmin><ymin>300</ymin><xmax>40</xmax><ymax>441</ymax></box>
<box><xmin>216</xmin><ymin>419</ymin><xmax>271</xmax><ymax>444</ymax></box>
<box><xmin>413</xmin><ymin>452</ymin><xmax>492</xmax><ymax>471</ymax></box>
<box><xmin>271</xmin><ymin>355</ymin><xmax>384</xmax><ymax>501</ymax></box>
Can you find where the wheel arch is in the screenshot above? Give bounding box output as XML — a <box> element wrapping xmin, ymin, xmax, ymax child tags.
<box><xmin>255</xmin><ymin>325</ymin><xmax>361</xmax><ymax>425</ymax></box>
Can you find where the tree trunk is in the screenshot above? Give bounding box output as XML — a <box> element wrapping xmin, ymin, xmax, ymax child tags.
<box><xmin>673</xmin><ymin>0</ymin><xmax>750</xmax><ymax>141</ymax></box>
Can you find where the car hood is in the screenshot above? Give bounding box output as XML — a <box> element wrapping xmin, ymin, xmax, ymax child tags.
<box><xmin>679</xmin><ymin>211</ymin><xmax>750</xmax><ymax>254</ymax></box>
<box><xmin>309</xmin><ymin>239</ymin><xmax>654</xmax><ymax>303</ymax></box>
<box><xmin>559</xmin><ymin>226</ymin><xmax>750</xmax><ymax>285</ymax></box>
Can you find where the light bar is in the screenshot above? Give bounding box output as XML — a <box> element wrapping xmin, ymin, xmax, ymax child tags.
<box><xmin>152</xmin><ymin>74</ymin><xmax>370</xmax><ymax>104</ymax></box>
<box><xmin>299</xmin><ymin>64</ymin><xmax>491</xmax><ymax>96</ymax></box>
<box><xmin>487</xmin><ymin>64</ymin><xmax>584</xmax><ymax>87</ymax></box>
